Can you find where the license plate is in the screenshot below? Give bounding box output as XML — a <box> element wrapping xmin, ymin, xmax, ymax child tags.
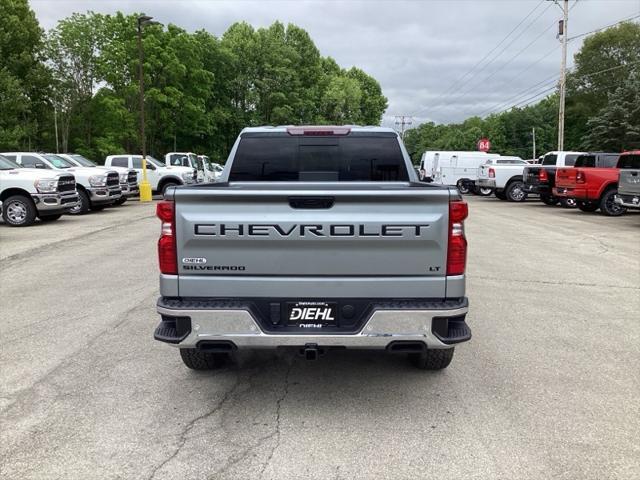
<box><xmin>287</xmin><ymin>301</ymin><xmax>337</xmax><ymax>326</ymax></box>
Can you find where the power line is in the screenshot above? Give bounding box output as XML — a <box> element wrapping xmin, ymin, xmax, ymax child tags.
<box><xmin>473</xmin><ymin>13</ymin><xmax>639</xmax><ymax>118</ymax></box>
<box><xmin>568</xmin><ymin>13</ymin><xmax>640</xmax><ymax>40</ymax></box>
<box><xmin>478</xmin><ymin>74</ymin><xmax>560</xmax><ymax>117</ymax></box>
<box><xmin>418</xmin><ymin>0</ymin><xmax>546</xmax><ymax>109</ymax></box>
<box><xmin>412</xmin><ymin>0</ymin><xmax>551</xmax><ymax>119</ymax></box>
<box><xmin>446</xmin><ymin>19</ymin><xmax>558</xmax><ymax>110</ymax></box>
<box><xmin>489</xmin><ymin>60</ymin><xmax>640</xmax><ymax>116</ymax></box>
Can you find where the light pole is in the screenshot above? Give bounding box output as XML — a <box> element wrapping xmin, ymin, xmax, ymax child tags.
<box><xmin>137</xmin><ymin>14</ymin><xmax>160</xmax><ymax>202</ymax></box>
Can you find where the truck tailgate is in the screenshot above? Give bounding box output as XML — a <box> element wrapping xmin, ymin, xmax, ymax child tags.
<box><xmin>556</xmin><ymin>168</ymin><xmax>577</xmax><ymax>188</ymax></box>
<box><xmin>172</xmin><ymin>183</ymin><xmax>452</xmax><ymax>298</ymax></box>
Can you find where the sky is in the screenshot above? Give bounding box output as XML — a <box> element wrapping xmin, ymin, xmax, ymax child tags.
<box><xmin>30</xmin><ymin>0</ymin><xmax>640</xmax><ymax>128</ymax></box>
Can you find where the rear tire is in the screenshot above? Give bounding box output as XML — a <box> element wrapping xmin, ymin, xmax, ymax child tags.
<box><xmin>161</xmin><ymin>181</ymin><xmax>180</xmax><ymax>196</ymax></box>
<box><xmin>409</xmin><ymin>348</ymin><xmax>454</xmax><ymax>370</ymax></box>
<box><xmin>577</xmin><ymin>201</ymin><xmax>599</xmax><ymax>212</ymax></box>
<box><xmin>560</xmin><ymin>198</ymin><xmax>577</xmax><ymax>208</ymax></box>
<box><xmin>456</xmin><ymin>180</ymin><xmax>471</xmax><ymax>195</ymax></box>
<box><xmin>540</xmin><ymin>195</ymin><xmax>559</xmax><ymax>206</ymax></box>
<box><xmin>599</xmin><ymin>189</ymin><xmax>626</xmax><ymax>217</ymax></box>
<box><xmin>475</xmin><ymin>186</ymin><xmax>493</xmax><ymax>196</ymax></box>
<box><xmin>506</xmin><ymin>180</ymin><xmax>527</xmax><ymax>202</ymax></box>
<box><xmin>38</xmin><ymin>214</ymin><xmax>62</xmax><ymax>222</ymax></box>
<box><xmin>494</xmin><ymin>189</ymin><xmax>507</xmax><ymax>200</ymax></box>
<box><xmin>2</xmin><ymin>195</ymin><xmax>37</xmax><ymax>227</ymax></box>
<box><xmin>179</xmin><ymin>348</ymin><xmax>229</xmax><ymax>370</ymax></box>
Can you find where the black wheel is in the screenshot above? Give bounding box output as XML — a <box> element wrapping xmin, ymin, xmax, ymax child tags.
<box><xmin>577</xmin><ymin>201</ymin><xmax>599</xmax><ymax>212</ymax></box>
<box><xmin>560</xmin><ymin>198</ymin><xmax>576</xmax><ymax>208</ymax></box>
<box><xmin>179</xmin><ymin>348</ymin><xmax>230</xmax><ymax>370</ymax></box>
<box><xmin>506</xmin><ymin>181</ymin><xmax>527</xmax><ymax>202</ymax></box>
<box><xmin>409</xmin><ymin>348</ymin><xmax>454</xmax><ymax>370</ymax></box>
<box><xmin>494</xmin><ymin>189</ymin><xmax>507</xmax><ymax>200</ymax></box>
<box><xmin>540</xmin><ymin>195</ymin><xmax>559</xmax><ymax>206</ymax></box>
<box><xmin>70</xmin><ymin>189</ymin><xmax>90</xmax><ymax>215</ymax></box>
<box><xmin>599</xmin><ymin>189</ymin><xmax>626</xmax><ymax>217</ymax></box>
<box><xmin>161</xmin><ymin>181</ymin><xmax>179</xmax><ymax>196</ymax></box>
<box><xmin>114</xmin><ymin>197</ymin><xmax>127</xmax><ymax>206</ymax></box>
<box><xmin>38</xmin><ymin>214</ymin><xmax>62</xmax><ymax>222</ymax></box>
<box><xmin>456</xmin><ymin>180</ymin><xmax>471</xmax><ymax>195</ymax></box>
<box><xmin>2</xmin><ymin>195</ymin><xmax>37</xmax><ymax>226</ymax></box>
<box><xmin>90</xmin><ymin>204</ymin><xmax>106</xmax><ymax>212</ymax></box>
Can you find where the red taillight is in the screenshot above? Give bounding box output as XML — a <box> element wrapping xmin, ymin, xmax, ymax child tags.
<box><xmin>539</xmin><ymin>169</ymin><xmax>548</xmax><ymax>181</ymax></box>
<box><xmin>156</xmin><ymin>201</ymin><xmax>177</xmax><ymax>275</ymax></box>
<box><xmin>488</xmin><ymin>167</ymin><xmax>495</xmax><ymax>178</ymax></box>
<box><xmin>447</xmin><ymin>200</ymin><xmax>468</xmax><ymax>276</ymax></box>
<box><xmin>576</xmin><ymin>170</ymin><xmax>586</xmax><ymax>184</ymax></box>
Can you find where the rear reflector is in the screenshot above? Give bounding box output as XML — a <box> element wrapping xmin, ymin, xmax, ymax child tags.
<box><xmin>156</xmin><ymin>201</ymin><xmax>177</xmax><ymax>275</ymax></box>
<box><xmin>488</xmin><ymin>167</ymin><xmax>495</xmax><ymax>178</ymax></box>
<box><xmin>576</xmin><ymin>170</ymin><xmax>586</xmax><ymax>184</ymax></box>
<box><xmin>287</xmin><ymin>126</ymin><xmax>351</xmax><ymax>136</ymax></box>
<box><xmin>447</xmin><ymin>200</ymin><xmax>468</xmax><ymax>276</ymax></box>
<box><xmin>539</xmin><ymin>169</ymin><xmax>548</xmax><ymax>181</ymax></box>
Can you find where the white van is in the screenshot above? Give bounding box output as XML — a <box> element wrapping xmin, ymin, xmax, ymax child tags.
<box><xmin>419</xmin><ymin>151</ymin><xmax>463</xmax><ymax>182</ymax></box>
<box><xmin>431</xmin><ymin>151</ymin><xmax>500</xmax><ymax>193</ymax></box>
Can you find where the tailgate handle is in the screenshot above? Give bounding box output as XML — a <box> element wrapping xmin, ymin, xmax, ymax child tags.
<box><xmin>288</xmin><ymin>196</ymin><xmax>335</xmax><ymax>209</ymax></box>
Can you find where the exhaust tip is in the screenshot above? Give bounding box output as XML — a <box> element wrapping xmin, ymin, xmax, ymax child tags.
<box><xmin>386</xmin><ymin>341</ymin><xmax>427</xmax><ymax>354</ymax></box>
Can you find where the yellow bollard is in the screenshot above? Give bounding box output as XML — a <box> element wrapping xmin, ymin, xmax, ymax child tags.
<box><xmin>139</xmin><ymin>156</ymin><xmax>153</xmax><ymax>202</ymax></box>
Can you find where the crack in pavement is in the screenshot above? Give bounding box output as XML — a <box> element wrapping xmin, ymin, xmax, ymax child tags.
<box><xmin>208</xmin><ymin>360</ymin><xmax>293</xmax><ymax>480</ymax></box>
<box><xmin>147</xmin><ymin>358</ymin><xmax>280</xmax><ymax>480</ymax></box>
<box><xmin>0</xmin><ymin>290</ymin><xmax>157</xmax><ymax>414</ymax></box>
<box><xmin>146</xmin><ymin>370</ymin><xmax>241</xmax><ymax>480</ymax></box>
<box><xmin>468</xmin><ymin>275</ymin><xmax>639</xmax><ymax>290</ymax></box>
<box><xmin>258</xmin><ymin>361</ymin><xmax>293</xmax><ymax>479</ymax></box>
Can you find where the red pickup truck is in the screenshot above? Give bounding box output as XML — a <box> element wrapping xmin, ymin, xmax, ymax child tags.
<box><xmin>553</xmin><ymin>151</ymin><xmax>630</xmax><ymax>216</ymax></box>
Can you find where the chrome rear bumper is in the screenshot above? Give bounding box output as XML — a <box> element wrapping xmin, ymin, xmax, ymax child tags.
<box><xmin>156</xmin><ymin>300</ymin><xmax>470</xmax><ymax>350</ymax></box>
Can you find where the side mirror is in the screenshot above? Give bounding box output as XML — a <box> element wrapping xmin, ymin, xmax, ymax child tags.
<box><xmin>146</xmin><ymin>162</ymin><xmax>155</xmax><ymax>171</ymax></box>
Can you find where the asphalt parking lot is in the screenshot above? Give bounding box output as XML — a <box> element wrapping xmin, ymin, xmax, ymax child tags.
<box><xmin>1</xmin><ymin>197</ymin><xmax>639</xmax><ymax>480</ymax></box>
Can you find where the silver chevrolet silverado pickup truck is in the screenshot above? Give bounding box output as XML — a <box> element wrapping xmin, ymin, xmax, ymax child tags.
<box><xmin>154</xmin><ymin>126</ymin><xmax>471</xmax><ymax>371</ymax></box>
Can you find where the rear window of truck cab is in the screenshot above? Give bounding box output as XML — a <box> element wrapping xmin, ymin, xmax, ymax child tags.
<box><xmin>228</xmin><ymin>133</ymin><xmax>410</xmax><ymax>182</ymax></box>
<box><xmin>617</xmin><ymin>154</ymin><xmax>640</xmax><ymax>169</ymax></box>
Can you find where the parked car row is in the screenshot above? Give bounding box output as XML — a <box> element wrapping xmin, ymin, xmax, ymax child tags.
<box><xmin>418</xmin><ymin>148</ymin><xmax>639</xmax><ymax>217</ymax></box>
<box><xmin>0</xmin><ymin>150</ymin><xmax>225</xmax><ymax>227</ymax></box>
<box><xmin>522</xmin><ymin>150</ymin><xmax>639</xmax><ymax>216</ymax></box>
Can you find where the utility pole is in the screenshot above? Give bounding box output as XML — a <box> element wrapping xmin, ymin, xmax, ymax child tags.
<box><xmin>137</xmin><ymin>15</ymin><xmax>160</xmax><ymax>202</ymax></box>
<box><xmin>54</xmin><ymin>105</ymin><xmax>59</xmax><ymax>154</ymax></box>
<box><xmin>394</xmin><ymin>115</ymin><xmax>413</xmax><ymax>140</ymax></box>
<box><xmin>556</xmin><ymin>0</ymin><xmax>569</xmax><ymax>151</ymax></box>
<box><xmin>532</xmin><ymin>127</ymin><xmax>536</xmax><ymax>160</ymax></box>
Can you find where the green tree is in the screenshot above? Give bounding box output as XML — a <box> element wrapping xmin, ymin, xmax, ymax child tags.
<box><xmin>0</xmin><ymin>0</ymin><xmax>50</xmax><ymax>150</ymax></box>
<box><xmin>46</xmin><ymin>12</ymin><xmax>104</xmax><ymax>152</ymax></box>
<box><xmin>584</xmin><ymin>71</ymin><xmax>640</xmax><ymax>151</ymax></box>
<box><xmin>565</xmin><ymin>21</ymin><xmax>640</xmax><ymax>149</ymax></box>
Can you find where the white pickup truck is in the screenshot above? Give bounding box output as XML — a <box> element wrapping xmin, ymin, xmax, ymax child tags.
<box><xmin>2</xmin><ymin>152</ymin><xmax>122</xmax><ymax>214</ymax></box>
<box><xmin>59</xmin><ymin>153</ymin><xmax>139</xmax><ymax>205</ymax></box>
<box><xmin>165</xmin><ymin>152</ymin><xmax>202</xmax><ymax>182</ymax></box>
<box><xmin>0</xmin><ymin>154</ymin><xmax>78</xmax><ymax>226</ymax></box>
<box><xmin>476</xmin><ymin>157</ymin><xmax>530</xmax><ymax>202</ymax></box>
<box><xmin>105</xmin><ymin>155</ymin><xmax>196</xmax><ymax>195</ymax></box>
